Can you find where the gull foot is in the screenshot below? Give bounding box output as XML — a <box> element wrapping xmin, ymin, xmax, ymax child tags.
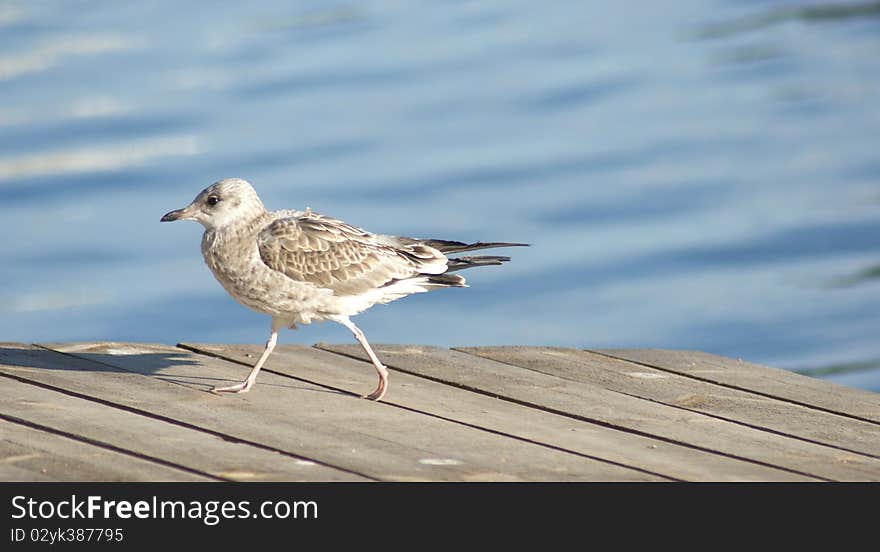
<box><xmin>361</xmin><ymin>380</ymin><xmax>387</xmax><ymax>401</ymax></box>
<box><xmin>212</xmin><ymin>381</ymin><xmax>252</xmax><ymax>393</ymax></box>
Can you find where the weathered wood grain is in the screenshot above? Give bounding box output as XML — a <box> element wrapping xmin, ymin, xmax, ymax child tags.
<box><xmin>5</xmin><ymin>341</ymin><xmax>878</xmax><ymax>482</ymax></box>
<box><xmin>0</xmin><ymin>373</ymin><xmax>366</xmax><ymax>482</ymax></box>
<box><xmin>12</xmin><ymin>343</ymin><xmax>657</xmax><ymax>481</ymax></box>
<box><xmin>1</xmin><ymin>418</ymin><xmax>208</xmax><ymax>482</ymax></box>
<box><xmin>595</xmin><ymin>349</ymin><xmax>880</xmax><ymax>424</ymax></box>
<box><xmin>184</xmin><ymin>342</ymin><xmax>812</xmax><ymax>482</ymax></box>
<box><xmin>0</xmin><ymin>461</ymin><xmax>57</xmax><ymax>482</ymax></box>
<box><xmin>456</xmin><ymin>347</ymin><xmax>880</xmax><ymax>457</ymax></box>
<box><xmin>318</xmin><ymin>343</ymin><xmax>880</xmax><ymax>481</ymax></box>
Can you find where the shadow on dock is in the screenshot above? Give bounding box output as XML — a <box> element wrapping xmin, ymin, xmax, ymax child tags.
<box><xmin>0</xmin><ymin>343</ymin><xmax>342</xmax><ymax>394</ymax></box>
<box><xmin>0</xmin><ymin>343</ymin><xmax>197</xmax><ymax>376</ymax></box>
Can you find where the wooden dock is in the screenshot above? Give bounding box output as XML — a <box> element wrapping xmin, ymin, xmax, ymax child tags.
<box><xmin>1</xmin><ymin>342</ymin><xmax>879</xmax><ymax>482</ymax></box>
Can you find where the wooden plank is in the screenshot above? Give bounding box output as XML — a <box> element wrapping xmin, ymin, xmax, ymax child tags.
<box><xmin>7</xmin><ymin>343</ymin><xmax>657</xmax><ymax>481</ymax></box>
<box><xmin>595</xmin><ymin>349</ymin><xmax>880</xmax><ymax>424</ymax></box>
<box><xmin>318</xmin><ymin>343</ymin><xmax>880</xmax><ymax>481</ymax></box>
<box><xmin>457</xmin><ymin>347</ymin><xmax>880</xmax><ymax>458</ymax></box>
<box><xmin>0</xmin><ymin>374</ymin><xmax>365</xmax><ymax>482</ymax></box>
<box><xmin>183</xmin><ymin>342</ymin><xmax>812</xmax><ymax>481</ymax></box>
<box><xmin>0</xmin><ymin>461</ymin><xmax>57</xmax><ymax>482</ymax></box>
<box><xmin>1</xmin><ymin>419</ymin><xmax>208</xmax><ymax>482</ymax></box>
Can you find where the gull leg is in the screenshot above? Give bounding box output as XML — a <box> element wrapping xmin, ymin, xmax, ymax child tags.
<box><xmin>213</xmin><ymin>329</ymin><xmax>278</xmax><ymax>393</ymax></box>
<box><xmin>335</xmin><ymin>317</ymin><xmax>388</xmax><ymax>401</ymax></box>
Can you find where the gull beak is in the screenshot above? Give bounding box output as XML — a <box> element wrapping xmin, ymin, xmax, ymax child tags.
<box><xmin>160</xmin><ymin>205</ymin><xmax>195</xmax><ymax>222</ymax></box>
<box><xmin>160</xmin><ymin>209</ymin><xmax>185</xmax><ymax>222</ymax></box>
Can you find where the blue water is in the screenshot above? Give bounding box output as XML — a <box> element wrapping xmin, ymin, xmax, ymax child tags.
<box><xmin>2</xmin><ymin>1</ymin><xmax>879</xmax><ymax>391</ymax></box>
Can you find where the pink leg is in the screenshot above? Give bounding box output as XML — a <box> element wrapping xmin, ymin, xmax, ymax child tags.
<box><xmin>213</xmin><ymin>330</ymin><xmax>277</xmax><ymax>393</ymax></box>
<box><xmin>334</xmin><ymin>317</ymin><xmax>389</xmax><ymax>401</ymax></box>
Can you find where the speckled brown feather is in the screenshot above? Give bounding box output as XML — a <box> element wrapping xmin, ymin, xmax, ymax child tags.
<box><xmin>257</xmin><ymin>210</ymin><xmax>447</xmax><ymax>297</ymax></box>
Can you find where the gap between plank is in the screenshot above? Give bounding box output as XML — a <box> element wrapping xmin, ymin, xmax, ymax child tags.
<box><xmin>454</xmin><ymin>348</ymin><xmax>880</xmax><ymax>461</ymax></box>
<box><xmin>176</xmin><ymin>343</ymin><xmax>676</xmax><ymax>481</ymax></box>
<box><xmin>617</xmin><ymin>388</ymin><xmax>879</xmax><ymax>461</ymax></box>
<box><xmin>588</xmin><ymin>349</ymin><xmax>880</xmax><ymax>427</ymax></box>
<box><xmin>309</xmin><ymin>345</ymin><xmax>830</xmax><ymax>481</ymax></box>
<box><xmin>16</xmin><ymin>348</ymin><xmax>378</xmax><ymax>482</ymax></box>
<box><xmin>0</xmin><ymin>410</ymin><xmax>223</xmax><ymax>482</ymax></box>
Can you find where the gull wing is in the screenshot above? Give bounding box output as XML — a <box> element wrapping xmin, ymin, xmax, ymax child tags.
<box><xmin>257</xmin><ymin>211</ymin><xmax>447</xmax><ymax>296</ymax></box>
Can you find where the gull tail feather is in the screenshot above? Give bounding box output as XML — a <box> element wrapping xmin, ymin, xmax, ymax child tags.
<box><xmin>445</xmin><ymin>255</ymin><xmax>513</xmax><ymax>273</ymax></box>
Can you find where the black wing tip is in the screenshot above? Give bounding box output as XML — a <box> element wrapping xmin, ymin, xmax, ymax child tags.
<box><xmin>455</xmin><ymin>255</ymin><xmax>512</xmax><ymax>263</ymax></box>
<box><xmin>425</xmin><ymin>240</ymin><xmax>531</xmax><ymax>254</ymax></box>
<box><xmin>470</xmin><ymin>241</ymin><xmax>530</xmax><ymax>248</ymax></box>
<box><xmin>445</xmin><ymin>255</ymin><xmax>516</xmax><ymax>272</ymax></box>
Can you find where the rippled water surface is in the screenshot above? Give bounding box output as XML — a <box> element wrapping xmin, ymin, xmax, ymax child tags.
<box><xmin>2</xmin><ymin>1</ymin><xmax>879</xmax><ymax>390</ymax></box>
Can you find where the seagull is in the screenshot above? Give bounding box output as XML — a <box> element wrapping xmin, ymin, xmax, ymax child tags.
<box><xmin>161</xmin><ymin>178</ymin><xmax>527</xmax><ymax>401</ymax></box>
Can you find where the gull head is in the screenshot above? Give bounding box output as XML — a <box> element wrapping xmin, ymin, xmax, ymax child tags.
<box><xmin>161</xmin><ymin>178</ymin><xmax>266</xmax><ymax>231</ymax></box>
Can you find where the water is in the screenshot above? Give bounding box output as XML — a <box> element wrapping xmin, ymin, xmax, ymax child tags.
<box><xmin>2</xmin><ymin>1</ymin><xmax>879</xmax><ymax>391</ymax></box>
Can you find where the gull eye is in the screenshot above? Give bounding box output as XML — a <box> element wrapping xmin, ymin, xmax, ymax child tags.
<box><xmin>206</xmin><ymin>195</ymin><xmax>220</xmax><ymax>206</ymax></box>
